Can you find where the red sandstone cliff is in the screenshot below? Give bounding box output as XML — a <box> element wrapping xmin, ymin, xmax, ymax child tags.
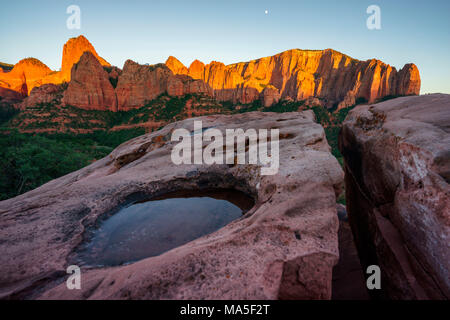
<box><xmin>166</xmin><ymin>49</ymin><xmax>421</xmax><ymax>108</ymax></box>
<box><xmin>0</xmin><ymin>36</ymin><xmax>421</xmax><ymax>111</ymax></box>
<box><xmin>115</xmin><ymin>61</ymin><xmax>172</xmax><ymax>110</ymax></box>
<box><xmin>60</xmin><ymin>54</ymin><xmax>214</xmax><ymax>111</ymax></box>
<box><xmin>114</xmin><ymin>60</ymin><xmax>214</xmax><ymax>111</ymax></box>
<box><xmin>165</xmin><ymin>56</ymin><xmax>188</xmax><ymax>76</ymax></box>
<box><xmin>62</xmin><ymin>52</ymin><xmax>117</xmax><ymax>111</ymax></box>
<box><xmin>0</xmin><ymin>58</ymin><xmax>52</xmax><ymax>95</ymax></box>
<box><xmin>0</xmin><ymin>35</ymin><xmax>110</xmax><ymax>96</ymax></box>
<box><xmin>60</xmin><ymin>35</ymin><xmax>110</xmax><ymax>81</ymax></box>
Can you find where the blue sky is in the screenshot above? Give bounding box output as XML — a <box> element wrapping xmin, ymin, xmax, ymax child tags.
<box><xmin>1</xmin><ymin>0</ymin><xmax>449</xmax><ymax>93</ymax></box>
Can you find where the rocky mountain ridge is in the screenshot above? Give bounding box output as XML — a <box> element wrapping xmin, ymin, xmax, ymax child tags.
<box><xmin>0</xmin><ymin>35</ymin><xmax>109</xmax><ymax>96</ymax></box>
<box><xmin>166</xmin><ymin>49</ymin><xmax>421</xmax><ymax>109</ymax></box>
<box><xmin>1</xmin><ymin>36</ymin><xmax>421</xmax><ymax>111</ymax></box>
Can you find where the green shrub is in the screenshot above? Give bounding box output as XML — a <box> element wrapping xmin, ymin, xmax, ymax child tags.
<box><xmin>0</xmin><ymin>128</ymin><xmax>145</xmax><ymax>200</ymax></box>
<box><xmin>355</xmin><ymin>97</ymin><xmax>368</xmax><ymax>105</ymax></box>
<box><xmin>109</xmin><ymin>77</ymin><xmax>118</xmax><ymax>89</ymax></box>
<box><xmin>0</xmin><ymin>103</ymin><xmax>19</xmax><ymax>125</ymax></box>
<box><xmin>310</xmin><ymin>106</ymin><xmax>331</xmax><ymax>126</ymax></box>
<box><xmin>264</xmin><ymin>100</ymin><xmax>304</xmax><ymax>113</ymax></box>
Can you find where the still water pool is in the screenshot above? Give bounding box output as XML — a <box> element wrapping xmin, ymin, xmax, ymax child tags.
<box><xmin>76</xmin><ymin>189</ymin><xmax>254</xmax><ymax>267</ymax></box>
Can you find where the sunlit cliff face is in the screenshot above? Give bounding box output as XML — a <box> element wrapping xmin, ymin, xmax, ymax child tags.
<box><xmin>166</xmin><ymin>49</ymin><xmax>421</xmax><ymax>107</ymax></box>
<box><xmin>0</xmin><ymin>35</ymin><xmax>420</xmax><ymax>110</ymax></box>
<box><xmin>0</xmin><ymin>35</ymin><xmax>110</xmax><ymax>95</ymax></box>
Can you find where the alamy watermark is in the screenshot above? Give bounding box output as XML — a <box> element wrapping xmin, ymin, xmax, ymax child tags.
<box><xmin>66</xmin><ymin>265</ymin><xmax>81</xmax><ymax>290</ymax></box>
<box><xmin>367</xmin><ymin>5</ymin><xmax>381</xmax><ymax>30</ymax></box>
<box><xmin>170</xmin><ymin>121</ymin><xmax>279</xmax><ymax>175</ymax></box>
<box><xmin>366</xmin><ymin>265</ymin><xmax>381</xmax><ymax>290</ymax></box>
<box><xmin>67</xmin><ymin>5</ymin><xmax>81</xmax><ymax>30</ymax></box>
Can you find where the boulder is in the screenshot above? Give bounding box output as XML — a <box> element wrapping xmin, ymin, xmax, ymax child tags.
<box><xmin>339</xmin><ymin>94</ymin><xmax>450</xmax><ymax>299</ymax></box>
<box><xmin>0</xmin><ymin>111</ymin><xmax>344</xmax><ymax>300</ymax></box>
<box><xmin>396</xmin><ymin>63</ymin><xmax>421</xmax><ymax>96</ymax></box>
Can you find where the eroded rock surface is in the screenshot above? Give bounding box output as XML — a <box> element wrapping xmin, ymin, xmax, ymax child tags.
<box><xmin>115</xmin><ymin>61</ymin><xmax>214</xmax><ymax>110</ymax></box>
<box><xmin>0</xmin><ymin>87</ymin><xmax>26</xmax><ymax>103</ymax></box>
<box><xmin>0</xmin><ymin>111</ymin><xmax>343</xmax><ymax>300</ymax></box>
<box><xmin>0</xmin><ymin>35</ymin><xmax>421</xmax><ymax>110</ymax></box>
<box><xmin>115</xmin><ymin>60</ymin><xmax>172</xmax><ymax>110</ymax></box>
<box><xmin>18</xmin><ymin>84</ymin><xmax>64</xmax><ymax>109</ymax></box>
<box><xmin>0</xmin><ymin>58</ymin><xmax>52</xmax><ymax>95</ymax></box>
<box><xmin>62</xmin><ymin>52</ymin><xmax>117</xmax><ymax>111</ymax></box>
<box><xmin>0</xmin><ymin>36</ymin><xmax>110</xmax><ymax>96</ymax></box>
<box><xmin>60</xmin><ymin>35</ymin><xmax>110</xmax><ymax>81</ymax></box>
<box><xmin>339</xmin><ymin>94</ymin><xmax>450</xmax><ymax>299</ymax></box>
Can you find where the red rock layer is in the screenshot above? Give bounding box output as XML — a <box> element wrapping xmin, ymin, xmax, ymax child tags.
<box><xmin>166</xmin><ymin>49</ymin><xmax>421</xmax><ymax>108</ymax></box>
<box><xmin>115</xmin><ymin>60</ymin><xmax>215</xmax><ymax>111</ymax></box>
<box><xmin>165</xmin><ymin>56</ymin><xmax>188</xmax><ymax>75</ymax></box>
<box><xmin>62</xmin><ymin>52</ymin><xmax>117</xmax><ymax>111</ymax></box>
<box><xmin>0</xmin><ymin>87</ymin><xmax>26</xmax><ymax>103</ymax></box>
<box><xmin>18</xmin><ymin>83</ymin><xmax>63</xmax><ymax>109</ymax></box>
<box><xmin>0</xmin><ymin>35</ymin><xmax>110</xmax><ymax>97</ymax></box>
<box><xmin>61</xmin><ymin>55</ymin><xmax>213</xmax><ymax>111</ymax></box>
<box><xmin>60</xmin><ymin>35</ymin><xmax>110</xmax><ymax>81</ymax></box>
<box><xmin>115</xmin><ymin>61</ymin><xmax>173</xmax><ymax>110</ymax></box>
<box><xmin>0</xmin><ymin>35</ymin><xmax>421</xmax><ymax>110</ymax></box>
<box><xmin>0</xmin><ymin>58</ymin><xmax>52</xmax><ymax>95</ymax></box>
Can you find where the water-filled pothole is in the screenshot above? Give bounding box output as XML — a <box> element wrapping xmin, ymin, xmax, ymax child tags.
<box><xmin>75</xmin><ymin>189</ymin><xmax>254</xmax><ymax>268</ymax></box>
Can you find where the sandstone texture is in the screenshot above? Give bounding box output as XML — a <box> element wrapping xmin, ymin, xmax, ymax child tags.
<box><xmin>0</xmin><ymin>111</ymin><xmax>343</xmax><ymax>300</ymax></box>
<box><xmin>18</xmin><ymin>83</ymin><xmax>63</xmax><ymax>109</ymax></box>
<box><xmin>261</xmin><ymin>85</ymin><xmax>281</xmax><ymax>107</ymax></box>
<box><xmin>0</xmin><ymin>35</ymin><xmax>421</xmax><ymax>111</ymax></box>
<box><xmin>339</xmin><ymin>94</ymin><xmax>450</xmax><ymax>299</ymax></box>
<box><xmin>0</xmin><ymin>58</ymin><xmax>52</xmax><ymax>95</ymax></box>
<box><xmin>62</xmin><ymin>52</ymin><xmax>117</xmax><ymax>111</ymax></box>
<box><xmin>58</xmin><ymin>52</ymin><xmax>215</xmax><ymax>111</ymax></box>
<box><xmin>0</xmin><ymin>36</ymin><xmax>110</xmax><ymax>97</ymax></box>
<box><xmin>115</xmin><ymin>61</ymin><xmax>174</xmax><ymax>110</ymax></box>
<box><xmin>165</xmin><ymin>56</ymin><xmax>188</xmax><ymax>75</ymax></box>
<box><xmin>60</xmin><ymin>35</ymin><xmax>110</xmax><ymax>81</ymax></box>
<box><xmin>167</xmin><ymin>74</ymin><xmax>213</xmax><ymax>98</ymax></box>
<box><xmin>0</xmin><ymin>87</ymin><xmax>26</xmax><ymax>103</ymax></box>
<box><xmin>167</xmin><ymin>49</ymin><xmax>421</xmax><ymax>108</ymax></box>
<box><xmin>113</xmin><ymin>60</ymin><xmax>214</xmax><ymax>111</ymax></box>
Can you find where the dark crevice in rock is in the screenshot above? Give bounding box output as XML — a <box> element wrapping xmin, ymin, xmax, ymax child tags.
<box><xmin>332</xmin><ymin>215</ymin><xmax>370</xmax><ymax>300</ymax></box>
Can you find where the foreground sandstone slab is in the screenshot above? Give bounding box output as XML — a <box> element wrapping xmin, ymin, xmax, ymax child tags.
<box><xmin>0</xmin><ymin>111</ymin><xmax>343</xmax><ymax>300</ymax></box>
<box><xmin>339</xmin><ymin>94</ymin><xmax>450</xmax><ymax>299</ymax></box>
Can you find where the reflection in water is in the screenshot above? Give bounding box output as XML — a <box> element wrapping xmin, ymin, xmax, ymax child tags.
<box><xmin>77</xmin><ymin>189</ymin><xmax>254</xmax><ymax>267</ymax></box>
